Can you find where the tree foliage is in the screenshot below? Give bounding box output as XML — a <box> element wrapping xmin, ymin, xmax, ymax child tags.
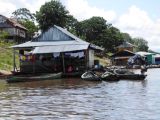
<box><xmin>36</xmin><ymin>0</ymin><xmax>69</xmax><ymax>31</ymax></box>
<box><xmin>122</xmin><ymin>32</ymin><xmax>149</xmax><ymax>52</ymax></box>
<box><xmin>20</xmin><ymin>20</ymin><xmax>38</xmax><ymax>38</ymax></box>
<box><xmin>121</xmin><ymin>33</ymin><xmax>134</xmax><ymax>44</ymax></box>
<box><xmin>12</xmin><ymin>8</ymin><xmax>38</xmax><ymax>39</ymax></box>
<box><xmin>75</xmin><ymin>16</ymin><xmax>123</xmax><ymax>52</ymax></box>
<box><xmin>133</xmin><ymin>38</ymin><xmax>149</xmax><ymax>51</ymax></box>
<box><xmin>65</xmin><ymin>15</ymin><xmax>78</xmax><ymax>34</ymax></box>
<box><xmin>103</xmin><ymin>26</ymin><xmax>123</xmax><ymax>52</ymax></box>
<box><xmin>12</xmin><ymin>8</ymin><xmax>35</xmax><ymax>21</ymax></box>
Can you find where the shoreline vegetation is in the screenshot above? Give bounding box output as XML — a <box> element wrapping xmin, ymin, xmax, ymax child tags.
<box><xmin>0</xmin><ymin>41</ymin><xmax>18</xmax><ymax>76</ymax></box>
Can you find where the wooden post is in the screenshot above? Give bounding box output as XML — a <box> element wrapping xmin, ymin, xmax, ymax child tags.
<box><xmin>33</xmin><ymin>54</ymin><xmax>35</xmax><ymax>74</ymax></box>
<box><xmin>62</xmin><ymin>52</ymin><xmax>65</xmax><ymax>73</ymax></box>
<box><xmin>85</xmin><ymin>50</ymin><xmax>88</xmax><ymax>71</ymax></box>
<box><xmin>13</xmin><ymin>48</ymin><xmax>16</xmax><ymax>72</ymax></box>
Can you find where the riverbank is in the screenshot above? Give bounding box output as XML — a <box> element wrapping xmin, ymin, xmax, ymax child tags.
<box><xmin>0</xmin><ymin>41</ymin><xmax>17</xmax><ymax>71</ymax></box>
<box><xmin>0</xmin><ymin>70</ymin><xmax>12</xmax><ymax>79</ymax></box>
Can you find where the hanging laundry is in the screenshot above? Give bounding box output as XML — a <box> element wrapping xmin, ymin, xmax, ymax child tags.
<box><xmin>53</xmin><ymin>52</ymin><xmax>60</xmax><ymax>58</ymax></box>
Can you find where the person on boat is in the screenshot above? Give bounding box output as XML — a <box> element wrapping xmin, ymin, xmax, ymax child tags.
<box><xmin>140</xmin><ymin>65</ymin><xmax>147</xmax><ymax>75</ymax></box>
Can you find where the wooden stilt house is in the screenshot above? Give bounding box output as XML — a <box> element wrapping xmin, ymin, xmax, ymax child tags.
<box><xmin>11</xmin><ymin>25</ymin><xmax>103</xmax><ymax>75</ymax></box>
<box><xmin>111</xmin><ymin>50</ymin><xmax>135</xmax><ymax>66</ymax></box>
<box><xmin>111</xmin><ymin>41</ymin><xmax>136</xmax><ymax>66</ymax></box>
<box><xmin>0</xmin><ymin>15</ymin><xmax>27</xmax><ymax>43</ymax></box>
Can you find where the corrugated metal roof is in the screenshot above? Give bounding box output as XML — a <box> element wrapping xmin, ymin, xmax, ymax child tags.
<box><xmin>12</xmin><ymin>25</ymin><xmax>103</xmax><ymax>51</ymax></box>
<box><xmin>8</xmin><ymin>18</ymin><xmax>27</xmax><ymax>30</ymax></box>
<box><xmin>0</xmin><ymin>15</ymin><xmax>27</xmax><ymax>30</ymax></box>
<box><xmin>111</xmin><ymin>50</ymin><xmax>135</xmax><ymax>57</ymax></box>
<box><xmin>89</xmin><ymin>44</ymin><xmax>104</xmax><ymax>51</ymax></box>
<box><xmin>54</xmin><ymin>25</ymin><xmax>89</xmax><ymax>44</ymax></box>
<box><xmin>136</xmin><ymin>51</ymin><xmax>154</xmax><ymax>56</ymax></box>
<box><xmin>116</xmin><ymin>41</ymin><xmax>136</xmax><ymax>48</ymax></box>
<box><xmin>32</xmin><ymin>25</ymin><xmax>89</xmax><ymax>44</ymax></box>
<box><xmin>12</xmin><ymin>40</ymin><xmax>89</xmax><ymax>48</ymax></box>
<box><xmin>33</xmin><ymin>44</ymin><xmax>88</xmax><ymax>54</ymax></box>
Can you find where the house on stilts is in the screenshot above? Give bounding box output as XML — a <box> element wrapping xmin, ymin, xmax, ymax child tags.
<box><xmin>111</xmin><ymin>41</ymin><xmax>136</xmax><ymax>66</ymax></box>
<box><xmin>0</xmin><ymin>14</ymin><xmax>27</xmax><ymax>43</ymax></box>
<box><xmin>12</xmin><ymin>25</ymin><xmax>103</xmax><ymax>75</ymax></box>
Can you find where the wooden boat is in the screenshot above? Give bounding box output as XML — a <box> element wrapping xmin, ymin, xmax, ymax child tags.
<box><xmin>101</xmin><ymin>71</ymin><xmax>119</xmax><ymax>81</ymax></box>
<box><xmin>6</xmin><ymin>72</ymin><xmax>62</xmax><ymax>83</ymax></box>
<box><xmin>62</xmin><ymin>72</ymin><xmax>83</xmax><ymax>77</ymax></box>
<box><xmin>81</xmin><ymin>71</ymin><xmax>101</xmax><ymax>81</ymax></box>
<box><xmin>114</xmin><ymin>69</ymin><xmax>147</xmax><ymax>80</ymax></box>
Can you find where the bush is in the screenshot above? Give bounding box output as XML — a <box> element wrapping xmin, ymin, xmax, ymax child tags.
<box><xmin>0</xmin><ymin>31</ymin><xmax>9</xmax><ymax>41</ymax></box>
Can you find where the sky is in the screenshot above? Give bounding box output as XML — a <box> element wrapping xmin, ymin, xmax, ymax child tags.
<box><xmin>0</xmin><ymin>0</ymin><xmax>160</xmax><ymax>52</ymax></box>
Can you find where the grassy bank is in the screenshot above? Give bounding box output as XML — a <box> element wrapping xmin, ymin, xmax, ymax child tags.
<box><xmin>0</xmin><ymin>41</ymin><xmax>18</xmax><ymax>71</ymax></box>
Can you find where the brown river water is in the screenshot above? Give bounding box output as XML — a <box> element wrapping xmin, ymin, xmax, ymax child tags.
<box><xmin>0</xmin><ymin>68</ymin><xmax>160</xmax><ymax>120</ymax></box>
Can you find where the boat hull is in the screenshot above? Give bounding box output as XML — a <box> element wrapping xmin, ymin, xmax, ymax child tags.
<box><xmin>81</xmin><ymin>71</ymin><xmax>101</xmax><ymax>81</ymax></box>
<box><xmin>117</xmin><ymin>74</ymin><xmax>146</xmax><ymax>80</ymax></box>
<box><xmin>114</xmin><ymin>69</ymin><xmax>147</xmax><ymax>80</ymax></box>
<box><xmin>101</xmin><ymin>72</ymin><xmax>119</xmax><ymax>81</ymax></box>
<box><xmin>6</xmin><ymin>72</ymin><xmax>62</xmax><ymax>83</ymax></box>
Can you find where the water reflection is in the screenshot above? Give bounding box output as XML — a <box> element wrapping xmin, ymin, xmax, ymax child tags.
<box><xmin>0</xmin><ymin>69</ymin><xmax>160</xmax><ymax>120</ymax></box>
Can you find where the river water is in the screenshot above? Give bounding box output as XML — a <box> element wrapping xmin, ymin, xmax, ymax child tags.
<box><xmin>0</xmin><ymin>68</ymin><xmax>160</xmax><ymax>120</ymax></box>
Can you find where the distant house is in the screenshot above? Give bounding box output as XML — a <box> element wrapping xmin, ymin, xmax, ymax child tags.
<box><xmin>136</xmin><ymin>51</ymin><xmax>156</xmax><ymax>65</ymax></box>
<box><xmin>116</xmin><ymin>41</ymin><xmax>136</xmax><ymax>52</ymax></box>
<box><xmin>0</xmin><ymin>15</ymin><xmax>27</xmax><ymax>42</ymax></box>
<box><xmin>12</xmin><ymin>25</ymin><xmax>103</xmax><ymax>74</ymax></box>
<box><xmin>111</xmin><ymin>41</ymin><xmax>136</xmax><ymax>66</ymax></box>
<box><xmin>111</xmin><ymin>50</ymin><xmax>135</xmax><ymax>66</ymax></box>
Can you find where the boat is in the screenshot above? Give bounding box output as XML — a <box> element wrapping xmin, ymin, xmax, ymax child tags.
<box><xmin>6</xmin><ymin>72</ymin><xmax>62</xmax><ymax>83</ymax></box>
<box><xmin>114</xmin><ymin>69</ymin><xmax>147</xmax><ymax>80</ymax></box>
<box><xmin>81</xmin><ymin>71</ymin><xmax>101</xmax><ymax>81</ymax></box>
<box><xmin>62</xmin><ymin>72</ymin><xmax>83</xmax><ymax>77</ymax></box>
<box><xmin>101</xmin><ymin>71</ymin><xmax>119</xmax><ymax>81</ymax></box>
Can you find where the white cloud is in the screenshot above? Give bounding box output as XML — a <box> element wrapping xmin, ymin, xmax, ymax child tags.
<box><xmin>0</xmin><ymin>1</ymin><xmax>16</xmax><ymax>17</ymax></box>
<box><xmin>22</xmin><ymin>0</ymin><xmax>50</xmax><ymax>13</ymax></box>
<box><xmin>115</xmin><ymin>5</ymin><xmax>160</xmax><ymax>51</ymax></box>
<box><xmin>64</xmin><ymin>0</ymin><xmax>116</xmax><ymax>22</ymax></box>
<box><xmin>0</xmin><ymin>0</ymin><xmax>49</xmax><ymax>17</ymax></box>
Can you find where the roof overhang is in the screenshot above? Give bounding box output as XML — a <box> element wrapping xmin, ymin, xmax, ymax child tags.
<box><xmin>114</xmin><ymin>56</ymin><xmax>133</xmax><ymax>60</ymax></box>
<box><xmin>89</xmin><ymin>44</ymin><xmax>104</xmax><ymax>51</ymax></box>
<box><xmin>32</xmin><ymin>44</ymin><xmax>89</xmax><ymax>54</ymax></box>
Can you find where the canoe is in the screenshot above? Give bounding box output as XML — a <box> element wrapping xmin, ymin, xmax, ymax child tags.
<box><xmin>63</xmin><ymin>72</ymin><xmax>83</xmax><ymax>77</ymax></box>
<box><xmin>101</xmin><ymin>71</ymin><xmax>119</xmax><ymax>81</ymax></box>
<box><xmin>114</xmin><ymin>69</ymin><xmax>147</xmax><ymax>80</ymax></box>
<box><xmin>6</xmin><ymin>72</ymin><xmax>62</xmax><ymax>83</ymax></box>
<box><xmin>81</xmin><ymin>71</ymin><xmax>101</xmax><ymax>81</ymax></box>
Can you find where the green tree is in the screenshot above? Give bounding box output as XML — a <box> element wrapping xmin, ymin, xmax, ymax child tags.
<box><xmin>76</xmin><ymin>16</ymin><xmax>107</xmax><ymax>44</ymax></box>
<box><xmin>102</xmin><ymin>26</ymin><xmax>123</xmax><ymax>52</ymax></box>
<box><xmin>12</xmin><ymin>8</ymin><xmax>35</xmax><ymax>21</ymax></box>
<box><xmin>12</xmin><ymin>8</ymin><xmax>38</xmax><ymax>39</ymax></box>
<box><xmin>20</xmin><ymin>20</ymin><xmax>38</xmax><ymax>38</ymax></box>
<box><xmin>75</xmin><ymin>16</ymin><xmax>123</xmax><ymax>52</ymax></box>
<box><xmin>65</xmin><ymin>15</ymin><xmax>78</xmax><ymax>34</ymax></box>
<box><xmin>36</xmin><ymin>0</ymin><xmax>69</xmax><ymax>31</ymax></box>
<box><xmin>121</xmin><ymin>33</ymin><xmax>134</xmax><ymax>44</ymax></box>
<box><xmin>133</xmin><ymin>37</ymin><xmax>149</xmax><ymax>51</ymax></box>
